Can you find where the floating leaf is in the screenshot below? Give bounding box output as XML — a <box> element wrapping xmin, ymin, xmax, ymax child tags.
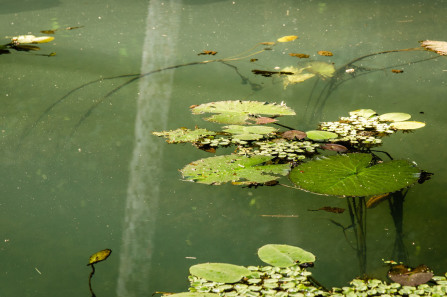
<box><xmin>379</xmin><ymin>113</ymin><xmax>411</xmax><ymax>122</ymax></box>
<box><xmin>258</xmin><ymin>244</ymin><xmax>316</xmax><ymax>267</ymax></box>
<box><xmin>388</xmin><ymin>264</ymin><xmax>434</xmax><ymax>286</ymax></box>
<box><xmin>198</xmin><ymin>50</ymin><xmax>217</xmax><ymax>56</ymax></box>
<box><xmin>317</xmin><ymin>50</ymin><xmax>333</xmax><ymax>56</ymax></box>
<box><xmin>305</xmin><ymin>61</ymin><xmax>335</xmax><ymax>79</ymax></box>
<box><xmin>306</xmin><ymin>130</ymin><xmax>338</xmax><ymax>141</ymax></box>
<box><xmin>282</xmin><ymin>130</ymin><xmax>307</xmax><ymax>140</ymax></box>
<box><xmin>277</xmin><ymin>35</ymin><xmax>298</xmax><ymax>42</ymax></box>
<box><xmin>223</xmin><ymin>125</ymin><xmax>277</xmax><ymax>141</ymax></box>
<box><xmin>366</xmin><ymin>193</ymin><xmax>390</xmax><ymax>208</ymax></box>
<box><xmin>320</xmin><ymin>143</ymin><xmax>348</xmax><ymax>152</ymax></box>
<box><xmin>281</xmin><ymin>66</ymin><xmax>316</xmax><ymax>88</ymax></box>
<box><xmin>349</xmin><ymin>109</ymin><xmax>376</xmax><ymax>118</ymax></box>
<box><xmin>153</xmin><ymin>128</ymin><xmax>216</xmax><ymax>143</ymax></box>
<box><xmin>289</xmin><ymin>53</ymin><xmax>310</xmax><ymax>58</ymax></box>
<box><xmin>11</xmin><ymin>35</ymin><xmax>54</xmax><ymax>44</ymax></box>
<box><xmin>391</xmin><ymin>69</ymin><xmax>404</xmax><ymax>73</ymax></box>
<box><xmin>420</xmin><ymin>40</ymin><xmax>447</xmax><ymax>56</ymax></box>
<box><xmin>289</xmin><ymin>153</ymin><xmax>420</xmax><ymax>197</ymax></box>
<box><xmin>190</xmin><ymin>101</ymin><xmax>295</xmax><ymax>125</ymax></box>
<box><xmin>254</xmin><ymin>117</ymin><xmax>278</xmax><ymax>125</ymax></box>
<box><xmin>190</xmin><ymin>263</ymin><xmax>250</xmax><ymax>283</ymax></box>
<box><xmin>181</xmin><ymin>155</ymin><xmax>290</xmax><ymax>185</ymax></box>
<box><xmin>390</xmin><ymin>121</ymin><xmax>426</xmax><ymax>130</ymax></box>
<box><xmin>87</xmin><ymin>249</ymin><xmax>112</xmax><ymax>266</ymax></box>
<box><xmin>167</xmin><ymin>293</ymin><xmax>220</xmax><ymax>297</ymax></box>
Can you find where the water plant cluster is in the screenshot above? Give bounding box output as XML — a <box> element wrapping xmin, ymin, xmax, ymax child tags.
<box><xmin>153</xmin><ymin>101</ymin><xmax>425</xmax><ymax>197</ymax></box>
<box><xmin>163</xmin><ymin>244</ymin><xmax>447</xmax><ymax>297</ymax></box>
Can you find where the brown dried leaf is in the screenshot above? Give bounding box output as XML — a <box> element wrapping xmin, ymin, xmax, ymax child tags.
<box><xmin>320</xmin><ymin>143</ymin><xmax>348</xmax><ymax>152</ymax></box>
<box><xmin>289</xmin><ymin>53</ymin><xmax>310</xmax><ymax>58</ymax></box>
<box><xmin>366</xmin><ymin>193</ymin><xmax>390</xmax><ymax>208</ymax></box>
<box><xmin>282</xmin><ymin>130</ymin><xmax>307</xmax><ymax>140</ymax></box>
<box><xmin>421</xmin><ymin>40</ymin><xmax>447</xmax><ymax>55</ymax></box>
<box><xmin>317</xmin><ymin>50</ymin><xmax>333</xmax><ymax>56</ymax></box>
<box><xmin>388</xmin><ymin>264</ymin><xmax>433</xmax><ymax>286</ymax></box>
<box><xmin>253</xmin><ymin>117</ymin><xmax>278</xmax><ymax>125</ymax></box>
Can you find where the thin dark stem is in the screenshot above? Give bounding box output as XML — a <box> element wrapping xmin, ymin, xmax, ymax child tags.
<box><xmin>88</xmin><ymin>264</ymin><xmax>96</xmax><ymax>297</ymax></box>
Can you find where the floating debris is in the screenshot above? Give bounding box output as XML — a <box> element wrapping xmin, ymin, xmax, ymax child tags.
<box><xmin>198</xmin><ymin>50</ymin><xmax>217</xmax><ymax>56</ymax></box>
<box><xmin>289</xmin><ymin>53</ymin><xmax>310</xmax><ymax>58</ymax></box>
<box><xmin>277</xmin><ymin>35</ymin><xmax>298</xmax><ymax>42</ymax></box>
<box><xmin>391</xmin><ymin>69</ymin><xmax>404</xmax><ymax>73</ymax></box>
<box><xmin>317</xmin><ymin>50</ymin><xmax>333</xmax><ymax>56</ymax></box>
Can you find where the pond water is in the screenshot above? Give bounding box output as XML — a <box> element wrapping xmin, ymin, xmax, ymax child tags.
<box><xmin>1</xmin><ymin>0</ymin><xmax>447</xmax><ymax>296</ymax></box>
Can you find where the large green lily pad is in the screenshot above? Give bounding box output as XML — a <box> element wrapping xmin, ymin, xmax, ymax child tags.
<box><xmin>258</xmin><ymin>244</ymin><xmax>316</xmax><ymax>267</ymax></box>
<box><xmin>190</xmin><ymin>263</ymin><xmax>251</xmax><ymax>283</ymax></box>
<box><xmin>289</xmin><ymin>153</ymin><xmax>420</xmax><ymax>197</ymax></box>
<box><xmin>223</xmin><ymin>125</ymin><xmax>277</xmax><ymax>140</ymax></box>
<box><xmin>181</xmin><ymin>155</ymin><xmax>290</xmax><ymax>185</ymax></box>
<box><xmin>153</xmin><ymin>128</ymin><xmax>216</xmax><ymax>143</ymax></box>
<box><xmin>190</xmin><ymin>101</ymin><xmax>296</xmax><ymax>125</ymax></box>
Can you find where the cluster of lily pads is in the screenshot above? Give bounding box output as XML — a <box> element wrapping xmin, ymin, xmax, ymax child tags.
<box><xmin>153</xmin><ymin>101</ymin><xmax>425</xmax><ymax>196</ymax></box>
<box><xmin>163</xmin><ymin>244</ymin><xmax>447</xmax><ymax>297</ymax></box>
<box><xmin>319</xmin><ymin>109</ymin><xmax>425</xmax><ymax>147</ymax></box>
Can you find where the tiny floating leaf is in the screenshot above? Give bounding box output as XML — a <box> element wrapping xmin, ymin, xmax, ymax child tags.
<box><xmin>258</xmin><ymin>244</ymin><xmax>316</xmax><ymax>267</ymax></box>
<box><xmin>153</xmin><ymin>128</ymin><xmax>216</xmax><ymax>143</ymax></box>
<box><xmin>277</xmin><ymin>35</ymin><xmax>298</xmax><ymax>42</ymax></box>
<box><xmin>87</xmin><ymin>249</ymin><xmax>112</xmax><ymax>266</ymax></box>
<box><xmin>190</xmin><ymin>263</ymin><xmax>250</xmax><ymax>283</ymax></box>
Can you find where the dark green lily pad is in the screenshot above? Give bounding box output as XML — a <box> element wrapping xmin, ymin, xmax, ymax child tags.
<box><xmin>223</xmin><ymin>125</ymin><xmax>277</xmax><ymax>140</ymax></box>
<box><xmin>181</xmin><ymin>155</ymin><xmax>290</xmax><ymax>185</ymax></box>
<box><xmin>190</xmin><ymin>263</ymin><xmax>251</xmax><ymax>283</ymax></box>
<box><xmin>153</xmin><ymin>128</ymin><xmax>216</xmax><ymax>143</ymax></box>
<box><xmin>190</xmin><ymin>101</ymin><xmax>295</xmax><ymax>125</ymax></box>
<box><xmin>258</xmin><ymin>244</ymin><xmax>316</xmax><ymax>267</ymax></box>
<box><xmin>289</xmin><ymin>153</ymin><xmax>420</xmax><ymax>197</ymax></box>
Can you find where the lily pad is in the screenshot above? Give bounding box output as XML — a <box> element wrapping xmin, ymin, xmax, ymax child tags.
<box><xmin>223</xmin><ymin>125</ymin><xmax>277</xmax><ymax>141</ymax></box>
<box><xmin>390</xmin><ymin>121</ymin><xmax>426</xmax><ymax>130</ymax></box>
<box><xmin>258</xmin><ymin>244</ymin><xmax>316</xmax><ymax>267</ymax></box>
<box><xmin>190</xmin><ymin>263</ymin><xmax>251</xmax><ymax>283</ymax></box>
<box><xmin>167</xmin><ymin>293</ymin><xmax>220</xmax><ymax>297</ymax></box>
<box><xmin>181</xmin><ymin>155</ymin><xmax>290</xmax><ymax>185</ymax></box>
<box><xmin>379</xmin><ymin>113</ymin><xmax>411</xmax><ymax>122</ymax></box>
<box><xmin>306</xmin><ymin>130</ymin><xmax>338</xmax><ymax>141</ymax></box>
<box><xmin>191</xmin><ymin>101</ymin><xmax>295</xmax><ymax>125</ymax></box>
<box><xmin>153</xmin><ymin>128</ymin><xmax>216</xmax><ymax>143</ymax></box>
<box><xmin>289</xmin><ymin>153</ymin><xmax>420</xmax><ymax>197</ymax></box>
<box><xmin>349</xmin><ymin>109</ymin><xmax>376</xmax><ymax>118</ymax></box>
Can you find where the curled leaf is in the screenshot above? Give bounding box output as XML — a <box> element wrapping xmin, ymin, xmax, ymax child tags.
<box><xmin>87</xmin><ymin>249</ymin><xmax>112</xmax><ymax>266</ymax></box>
<box><xmin>420</xmin><ymin>40</ymin><xmax>447</xmax><ymax>56</ymax></box>
<box><xmin>277</xmin><ymin>35</ymin><xmax>298</xmax><ymax>42</ymax></box>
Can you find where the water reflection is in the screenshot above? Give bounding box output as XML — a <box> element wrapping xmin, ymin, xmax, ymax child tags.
<box><xmin>116</xmin><ymin>1</ymin><xmax>182</xmax><ymax>296</ymax></box>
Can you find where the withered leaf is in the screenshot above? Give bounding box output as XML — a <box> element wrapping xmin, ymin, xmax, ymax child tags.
<box><xmin>317</xmin><ymin>50</ymin><xmax>333</xmax><ymax>56</ymax></box>
<box><xmin>388</xmin><ymin>264</ymin><xmax>433</xmax><ymax>286</ymax></box>
<box><xmin>282</xmin><ymin>130</ymin><xmax>307</xmax><ymax>140</ymax></box>
<box><xmin>289</xmin><ymin>53</ymin><xmax>310</xmax><ymax>58</ymax></box>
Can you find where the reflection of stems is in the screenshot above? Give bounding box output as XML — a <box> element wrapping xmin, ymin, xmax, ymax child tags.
<box><xmin>347</xmin><ymin>197</ymin><xmax>367</xmax><ymax>275</ymax></box>
<box><xmin>88</xmin><ymin>264</ymin><xmax>96</xmax><ymax>297</ymax></box>
<box><xmin>388</xmin><ymin>189</ymin><xmax>409</xmax><ymax>264</ymax></box>
<box><xmin>22</xmin><ymin>45</ymin><xmax>268</xmax><ymax>141</ymax></box>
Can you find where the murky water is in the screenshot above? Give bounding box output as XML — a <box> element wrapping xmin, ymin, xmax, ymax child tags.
<box><xmin>1</xmin><ymin>0</ymin><xmax>447</xmax><ymax>296</ymax></box>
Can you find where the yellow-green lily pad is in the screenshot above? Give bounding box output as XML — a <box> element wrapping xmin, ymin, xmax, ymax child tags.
<box><xmin>378</xmin><ymin>113</ymin><xmax>411</xmax><ymax>122</ymax></box>
<box><xmin>390</xmin><ymin>121</ymin><xmax>426</xmax><ymax>130</ymax></box>
<box><xmin>258</xmin><ymin>244</ymin><xmax>316</xmax><ymax>267</ymax></box>
<box><xmin>190</xmin><ymin>263</ymin><xmax>250</xmax><ymax>283</ymax></box>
